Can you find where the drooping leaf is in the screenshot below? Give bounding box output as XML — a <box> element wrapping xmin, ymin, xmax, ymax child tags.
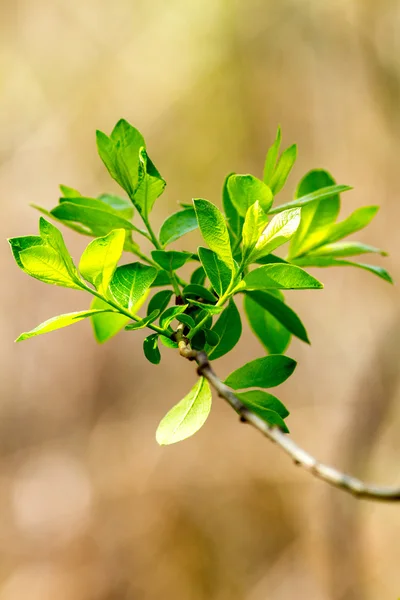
<box><xmin>241</xmin><ymin>201</ymin><xmax>269</xmax><ymax>265</ymax></box>
<box><xmin>159</xmin><ymin>208</ymin><xmax>198</xmax><ymax>246</ymax></box>
<box><xmin>236</xmin><ymin>391</ymin><xmax>289</xmax><ymax>432</ymax></box>
<box><xmin>268</xmin><ymin>184</ymin><xmax>352</xmax><ymax>215</ymax></box>
<box><xmin>109</xmin><ymin>262</ymin><xmax>157</xmax><ymax>310</ymax></box>
<box><xmin>79</xmin><ymin>229</ymin><xmax>125</xmax><ymax>293</ymax></box>
<box><xmin>159</xmin><ymin>304</ymin><xmax>189</xmax><ymax>329</ymax></box>
<box><xmin>182</xmin><ymin>284</ymin><xmax>217</xmax><ymax>303</ymax></box>
<box><xmin>222</xmin><ymin>173</ymin><xmax>244</xmax><ymax>249</ymax></box>
<box><xmin>133</xmin><ymin>147</ymin><xmax>166</xmax><ymax>217</ymax></box>
<box><xmin>227</xmin><ymin>174</ymin><xmax>273</xmax><ymax>217</ymax></box>
<box><xmin>151</xmin><ymin>250</ymin><xmax>192</xmax><ymax>271</ymax></box>
<box><xmin>206</xmin><ymin>300</ymin><xmax>242</xmax><ymax>360</ymax></box>
<box><xmin>156</xmin><ymin>377</ymin><xmax>212</xmax><ymax>445</ymax></box>
<box><xmin>249</xmin><ymin>208</ymin><xmax>301</xmax><ymax>263</ymax></box>
<box><xmin>323</xmin><ymin>206</ymin><xmax>379</xmax><ymax>245</ymax></box>
<box><xmin>51</xmin><ymin>200</ymin><xmax>136</xmax><ymax>238</ymax></box>
<box><xmin>293</xmin><ymin>256</ymin><xmax>393</xmax><ymax>283</ymax></box>
<box><xmin>224</xmin><ymin>355</ymin><xmax>296</xmax><ymax>390</ymax></box>
<box><xmin>244</xmin><ymin>264</ymin><xmax>323</xmax><ymax>290</ymax></box>
<box><xmin>306</xmin><ymin>241</ymin><xmax>387</xmax><ymax>258</ymax></box>
<box><xmin>269</xmin><ymin>144</ymin><xmax>297</xmax><ymax>195</ymax></box>
<box><xmin>16</xmin><ymin>309</ymin><xmax>112</xmax><ymax>342</ymax></box>
<box><xmin>90</xmin><ymin>296</ymin><xmax>131</xmax><ymax>343</ymax></box>
<box><xmin>198</xmin><ymin>247</ymin><xmax>232</xmax><ymax>298</ymax></box>
<box><xmin>143</xmin><ymin>334</ymin><xmax>161</xmax><ymax>364</ymax></box>
<box><xmin>263</xmin><ymin>126</ymin><xmax>282</xmax><ymax>185</ymax></box>
<box><xmin>244</xmin><ymin>293</ymin><xmax>291</xmax><ymax>354</ymax></box>
<box><xmin>243</xmin><ymin>290</ymin><xmax>309</xmax><ymax>343</ymax></box>
<box><xmin>289</xmin><ymin>169</ymin><xmax>340</xmax><ymax>258</ymax></box>
<box><xmin>193</xmin><ymin>199</ymin><xmax>234</xmax><ymax>270</ymax></box>
<box><xmin>125</xmin><ymin>310</ymin><xmax>160</xmax><ymax>330</ymax></box>
<box><xmin>147</xmin><ymin>289</ymin><xmax>173</xmax><ymax>316</ymax></box>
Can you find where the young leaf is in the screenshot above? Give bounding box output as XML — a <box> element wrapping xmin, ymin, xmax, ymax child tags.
<box><xmin>306</xmin><ymin>241</ymin><xmax>387</xmax><ymax>258</ymax></box>
<box><xmin>244</xmin><ymin>293</ymin><xmax>291</xmax><ymax>354</ymax></box>
<box><xmin>143</xmin><ymin>334</ymin><xmax>161</xmax><ymax>364</ymax></box>
<box><xmin>224</xmin><ymin>355</ymin><xmax>296</xmax><ymax>390</ymax></box>
<box><xmin>133</xmin><ymin>148</ymin><xmax>166</xmax><ymax>217</ymax></box>
<box><xmin>159</xmin><ymin>208</ymin><xmax>198</xmax><ymax>247</ymax></box>
<box><xmin>241</xmin><ymin>201</ymin><xmax>269</xmax><ymax>265</ymax></box>
<box><xmin>125</xmin><ymin>310</ymin><xmax>160</xmax><ymax>330</ymax></box>
<box><xmin>17</xmin><ymin>244</ymin><xmax>83</xmax><ymax>289</ymax></box>
<box><xmin>182</xmin><ymin>284</ymin><xmax>217</xmax><ymax>303</ymax></box>
<box><xmin>263</xmin><ymin>126</ymin><xmax>282</xmax><ymax>185</ymax></box>
<box><xmin>147</xmin><ymin>289</ymin><xmax>173</xmax><ymax>316</ymax></box>
<box><xmin>193</xmin><ymin>199</ymin><xmax>234</xmax><ymax>270</ymax></box>
<box><xmin>109</xmin><ymin>262</ymin><xmax>157</xmax><ymax>310</ymax></box>
<box><xmin>90</xmin><ymin>297</ymin><xmax>131</xmax><ymax>343</ymax></box>
<box><xmin>323</xmin><ymin>206</ymin><xmax>379</xmax><ymax>245</ymax></box>
<box><xmin>222</xmin><ymin>173</ymin><xmax>244</xmax><ymax>249</ymax></box>
<box><xmin>227</xmin><ymin>174</ymin><xmax>273</xmax><ymax>217</ymax></box>
<box><xmin>293</xmin><ymin>256</ymin><xmax>393</xmax><ymax>283</ymax></box>
<box><xmin>151</xmin><ymin>250</ymin><xmax>192</xmax><ymax>271</ymax></box>
<box><xmin>206</xmin><ymin>300</ymin><xmax>242</xmax><ymax>360</ymax></box>
<box><xmin>79</xmin><ymin>229</ymin><xmax>125</xmax><ymax>293</ymax></box>
<box><xmin>39</xmin><ymin>218</ymin><xmax>80</xmax><ymax>282</ymax></box>
<box><xmin>159</xmin><ymin>305</ymin><xmax>189</xmax><ymax>329</ymax></box>
<box><xmin>156</xmin><ymin>377</ymin><xmax>212</xmax><ymax>445</ymax></box>
<box><xmin>269</xmin><ymin>144</ymin><xmax>297</xmax><ymax>195</ymax></box>
<box><xmin>268</xmin><ymin>184</ymin><xmax>352</xmax><ymax>215</ymax></box>
<box><xmin>236</xmin><ymin>391</ymin><xmax>289</xmax><ymax>432</ymax></box>
<box><xmin>51</xmin><ymin>200</ymin><xmax>136</xmax><ymax>238</ymax></box>
<box><xmin>8</xmin><ymin>235</ymin><xmax>43</xmax><ymax>269</ymax></box>
<box><xmin>60</xmin><ymin>184</ymin><xmax>81</xmax><ymax>198</ymax></box>
<box><xmin>248</xmin><ymin>208</ymin><xmax>301</xmax><ymax>263</ymax></box>
<box><xmin>244</xmin><ymin>264</ymin><xmax>323</xmax><ymax>290</ymax></box>
<box><xmin>198</xmin><ymin>247</ymin><xmax>232</xmax><ymax>297</ymax></box>
<box><xmin>190</xmin><ymin>266</ymin><xmax>206</xmax><ymax>286</ymax></box>
<box><xmin>236</xmin><ymin>390</ymin><xmax>289</xmax><ymax>418</ymax></box>
<box><xmin>289</xmin><ymin>169</ymin><xmax>340</xmax><ymax>258</ymax></box>
<box><xmin>16</xmin><ymin>309</ymin><xmax>112</xmax><ymax>342</ymax></box>
<box><xmin>243</xmin><ymin>290</ymin><xmax>309</xmax><ymax>343</ymax></box>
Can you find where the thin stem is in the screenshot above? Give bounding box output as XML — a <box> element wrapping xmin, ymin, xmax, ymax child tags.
<box><xmin>175</xmin><ymin>329</ymin><xmax>400</xmax><ymax>502</ymax></box>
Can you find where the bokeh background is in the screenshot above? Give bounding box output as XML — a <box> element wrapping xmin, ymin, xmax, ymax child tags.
<box><xmin>1</xmin><ymin>1</ymin><xmax>400</xmax><ymax>598</ymax></box>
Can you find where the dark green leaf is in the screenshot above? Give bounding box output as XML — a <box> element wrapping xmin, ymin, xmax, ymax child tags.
<box><xmin>147</xmin><ymin>289</ymin><xmax>173</xmax><ymax>316</ymax></box>
<box><xmin>151</xmin><ymin>250</ymin><xmax>192</xmax><ymax>271</ymax></box>
<box><xmin>244</xmin><ymin>293</ymin><xmax>291</xmax><ymax>354</ymax></box>
<box><xmin>244</xmin><ymin>264</ymin><xmax>323</xmax><ymax>290</ymax></box>
<box><xmin>156</xmin><ymin>377</ymin><xmax>212</xmax><ymax>445</ymax></box>
<box><xmin>190</xmin><ymin>266</ymin><xmax>206</xmax><ymax>286</ymax></box>
<box><xmin>206</xmin><ymin>300</ymin><xmax>242</xmax><ymax>360</ymax></box>
<box><xmin>151</xmin><ymin>270</ymin><xmax>172</xmax><ymax>287</ymax></box>
<box><xmin>125</xmin><ymin>310</ymin><xmax>160</xmax><ymax>330</ymax></box>
<box><xmin>227</xmin><ymin>174</ymin><xmax>273</xmax><ymax>217</ymax></box>
<box><xmin>198</xmin><ymin>247</ymin><xmax>232</xmax><ymax>297</ymax></box>
<box><xmin>176</xmin><ymin>313</ymin><xmax>196</xmax><ymax>329</ymax></box>
<box><xmin>143</xmin><ymin>334</ymin><xmax>161</xmax><ymax>364</ymax></box>
<box><xmin>186</xmin><ymin>300</ymin><xmax>223</xmax><ymax>314</ymax></box>
<box><xmin>204</xmin><ymin>328</ymin><xmax>220</xmax><ymax>347</ymax></box>
<box><xmin>159</xmin><ymin>304</ymin><xmax>189</xmax><ymax>329</ymax></box>
<box><xmin>159</xmin><ymin>208</ymin><xmax>198</xmax><ymax>246</ymax></box>
<box><xmin>224</xmin><ymin>355</ymin><xmax>296</xmax><ymax>390</ymax></box>
<box><xmin>109</xmin><ymin>262</ymin><xmax>157</xmax><ymax>309</ymax></box>
<box><xmin>236</xmin><ymin>390</ymin><xmax>289</xmax><ymax>418</ymax></box>
<box><xmin>182</xmin><ymin>284</ymin><xmax>217</xmax><ymax>303</ymax></box>
<box><xmin>191</xmin><ymin>330</ymin><xmax>206</xmax><ymax>350</ymax></box>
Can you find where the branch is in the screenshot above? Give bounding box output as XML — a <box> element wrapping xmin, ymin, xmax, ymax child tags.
<box><xmin>176</xmin><ymin>328</ymin><xmax>400</xmax><ymax>502</ymax></box>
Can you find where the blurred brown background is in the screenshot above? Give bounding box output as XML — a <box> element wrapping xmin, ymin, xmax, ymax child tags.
<box><xmin>1</xmin><ymin>1</ymin><xmax>400</xmax><ymax>598</ymax></box>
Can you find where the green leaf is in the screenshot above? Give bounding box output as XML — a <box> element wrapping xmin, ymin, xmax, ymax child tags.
<box><xmin>182</xmin><ymin>284</ymin><xmax>217</xmax><ymax>303</ymax></box>
<box><xmin>263</xmin><ymin>126</ymin><xmax>282</xmax><ymax>185</ymax></box>
<box><xmin>159</xmin><ymin>208</ymin><xmax>198</xmax><ymax>246</ymax></box>
<box><xmin>16</xmin><ymin>309</ymin><xmax>112</xmax><ymax>342</ymax></box>
<box><xmin>151</xmin><ymin>270</ymin><xmax>172</xmax><ymax>287</ymax></box>
<box><xmin>323</xmin><ymin>206</ymin><xmax>379</xmax><ymax>245</ymax></box>
<box><xmin>60</xmin><ymin>184</ymin><xmax>81</xmax><ymax>197</ymax></box>
<box><xmin>51</xmin><ymin>200</ymin><xmax>136</xmax><ymax>238</ymax></box>
<box><xmin>8</xmin><ymin>235</ymin><xmax>43</xmax><ymax>268</ymax></box>
<box><xmin>159</xmin><ymin>304</ymin><xmax>189</xmax><ymax>329</ymax></box>
<box><xmin>97</xmin><ymin>193</ymin><xmax>134</xmax><ymax>219</ymax></box>
<box><xmin>79</xmin><ymin>229</ymin><xmax>125</xmax><ymax>293</ymax></box>
<box><xmin>289</xmin><ymin>169</ymin><xmax>340</xmax><ymax>258</ymax></box>
<box><xmin>306</xmin><ymin>241</ymin><xmax>387</xmax><ymax>258</ymax></box>
<box><xmin>156</xmin><ymin>377</ymin><xmax>212</xmax><ymax>445</ymax></box>
<box><xmin>244</xmin><ymin>264</ymin><xmax>323</xmax><ymax>290</ymax></box>
<box><xmin>244</xmin><ymin>293</ymin><xmax>291</xmax><ymax>354</ymax></box>
<box><xmin>241</xmin><ymin>201</ymin><xmax>269</xmax><ymax>264</ymax></box>
<box><xmin>268</xmin><ymin>184</ymin><xmax>352</xmax><ymax>215</ymax></box>
<box><xmin>147</xmin><ymin>289</ymin><xmax>173</xmax><ymax>316</ymax></box>
<box><xmin>18</xmin><ymin>244</ymin><xmax>82</xmax><ymax>290</ymax></box>
<box><xmin>190</xmin><ymin>266</ymin><xmax>206</xmax><ymax>286</ymax></box>
<box><xmin>151</xmin><ymin>250</ymin><xmax>192</xmax><ymax>271</ymax></box>
<box><xmin>227</xmin><ymin>174</ymin><xmax>273</xmax><ymax>217</ymax></box>
<box><xmin>206</xmin><ymin>300</ymin><xmax>242</xmax><ymax>360</ymax></box>
<box><xmin>186</xmin><ymin>300</ymin><xmax>223</xmax><ymax>314</ymax></box>
<box><xmin>90</xmin><ymin>297</ymin><xmax>131</xmax><ymax>343</ymax></box>
<box><xmin>125</xmin><ymin>310</ymin><xmax>160</xmax><ymax>330</ymax></box>
<box><xmin>176</xmin><ymin>313</ymin><xmax>196</xmax><ymax>329</ymax></box>
<box><xmin>293</xmin><ymin>256</ymin><xmax>393</xmax><ymax>283</ymax></box>
<box><xmin>244</xmin><ymin>290</ymin><xmax>309</xmax><ymax>343</ymax></box>
<box><xmin>249</xmin><ymin>208</ymin><xmax>301</xmax><ymax>263</ymax></box>
<box><xmin>39</xmin><ymin>218</ymin><xmax>80</xmax><ymax>281</ymax></box>
<box><xmin>222</xmin><ymin>173</ymin><xmax>244</xmax><ymax>249</ymax></box>
<box><xmin>224</xmin><ymin>355</ymin><xmax>296</xmax><ymax>390</ymax></box>
<box><xmin>160</xmin><ymin>335</ymin><xmax>179</xmax><ymax>349</ymax></box>
<box><xmin>193</xmin><ymin>199</ymin><xmax>234</xmax><ymax>270</ymax></box>
<box><xmin>191</xmin><ymin>329</ymin><xmax>206</xmax><ymax>350</ymax></box>
<box><xmin>198</xmin><ymin>247</ymin><xmax>232</xmax><ymax>298</ymax></box>
<box><xmin>269</xmin><ymin>144</ymin><xmax>297</xmax><ymax>195</ymax></box>
<box><xmin>204</xmin><ymin>328</ymin><xmax>220</xmax><ymax>346</ymax></box>
<box><xmin>133</xmin><ymin>147</ymin><xmax>166</xmax><ymax>217</ymax></box>
<box><xmin>143</xmin><ymin>334</ymin><xmax>161</xmax><ymax>364</ymax></box>
<box><xmin>109</xmin><ymin>262</ymin><xmax>157</xmax><ymax>310</ymax></box>
<box><xmin>236</xmin><ymin>391</ymin><xmax>289</xmax><ymax>432</ymax></box>
<box><xmin>255</xmin><ymin>254</ymin><xmax>288</xmax><ymax>265</ymax></box>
